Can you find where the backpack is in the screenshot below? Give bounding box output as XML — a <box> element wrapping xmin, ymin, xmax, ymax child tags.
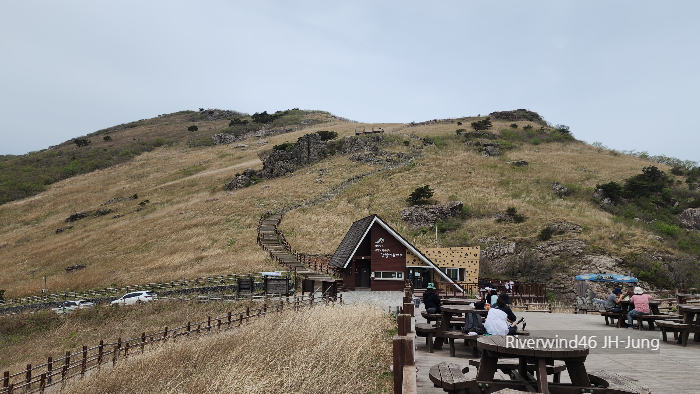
<box><xmin>462</xmin><ymin>312</ymin><xmax>486</xmax><ymax>335</ymax></box>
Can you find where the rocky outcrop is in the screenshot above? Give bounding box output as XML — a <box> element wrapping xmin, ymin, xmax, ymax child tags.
<box><xmin>548</xmin><ymin>221</ymin><xmax>583</xmax><ymax>234</ymax></box>
<box><xmin>592</xmin><ymin>189</ymin><xmax>614</xmax><ymax>207</ymax></box>
<box><xmin>462</xmin><ymin>131</ymin><xmax>499</xmax><ymax>140</ymax></box>
<box><xmin>507</xmin><ymin>160</ymin><xmax>529</xmax><ymax>166</ymax></box>
<box><xmin>211</xmin><ymin>133</ymin><xmax>237</xmax><ymax>145</ymax></box>
<box><xmin>481</xmin><ymin>143</ymin><xmax>500</xmax><ymax>156</ymax></box>
<box><xmin>258</xmin><ymin>133</ymin><xmax>329</xmax><ymax>179</ymax></box>
<box><xmin>536</xmin><ymin>239</ymin><xmax>586</xmax><ymax>259</ymax></box>
<box><xmin>401</xmin><ymin>201</ymin><xmax>464</xmax><ymax>228</ymax></box>
<box><xmin>225</xmin><ymin>169</ymin><xmax>260</xmax><ymax>190</ymax></box>
<box><xmin>197</xmin><ymin>109</ymin><xmax>244</xmax><ymax>121</ymax></box>
<box><xmin>481</xmin><ymin>242</ymin><xmax>517</xmax><ymax>260</ymax></box>
<box><xmin>488</xmin><ymin>109</ymin><xmax>543</xmax><ymax>122</ymax></box>
<box><xmin>552</xmin><ymin>181</ymin><xmax>572</xmax><ymax>197</ymax></box>
<box><xmin>66</xmin><ymin>213</ymin><xmax>87</xmax><ymax>223</ymax></box>
<box><xmin>343</xmin><ymin>135</ymin><xmax>383</xmax><ymax>154</ymax></box>
<box><xmin>679</xmin><ymin>208</ymin><xmax>700</xmax><ymax>231</ymax></box>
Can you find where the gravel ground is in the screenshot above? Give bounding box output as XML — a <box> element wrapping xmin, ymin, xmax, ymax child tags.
<box><xmin>338</xmin><ymin>291</ymin><xmax>407</xmax><ymax>313</ymax></box>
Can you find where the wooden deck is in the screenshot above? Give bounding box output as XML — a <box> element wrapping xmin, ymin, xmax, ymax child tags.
<box><xmin>413</xmin><ymin>308</ymin><xmax>700</xmax><ymax>393</ymax></box>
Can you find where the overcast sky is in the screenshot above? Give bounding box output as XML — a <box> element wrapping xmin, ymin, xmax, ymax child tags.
<box><xmin>1</xmin><ymin>1</ymin><xmax>698</xmax><ymax>163</ymax></box>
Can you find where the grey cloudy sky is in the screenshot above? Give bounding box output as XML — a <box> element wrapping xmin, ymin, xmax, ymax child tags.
<box><xmin>1</xmin><ymin>1</ymin><xmax>698</xmax><ymax>163</ymax></box>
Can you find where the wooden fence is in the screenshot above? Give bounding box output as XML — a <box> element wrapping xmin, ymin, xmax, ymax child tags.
<box><xmin>1</xmin><ymin>295</ymin><xmax>339</xmax><ymax>394</ymax></box>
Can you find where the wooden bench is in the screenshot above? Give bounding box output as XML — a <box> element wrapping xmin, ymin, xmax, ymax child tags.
<box><xmin>428</xmin><ymin>362</ymin><xmax>470</xmax><ymax>394</ymax></box>
<box><xmin>415</xmin><ymin>323</ymin><xmax>437</xmax><ymax>353</ymax></box>
<box><xmin>588</xmin><ymin>370</ymin><xmax>651</xmax><ymax>393</ymax></box>
<box><xmin>601</xmin><ymin>311</ymin><xmax>625</xmax><ymax>327</ymax></box>
<box><xmin>421</xmin><ymin>310</ymin><xmax>442</xmax><ymax>324</ymax></box>
<box><xmin>655</xmin><ymin>320</ymin><xmax>689</xmax><ymax>344</ymax></box>
<box><xmin>468</xmin><ymin>359</ymin><xmax>566</xmax><ymax>383</ymax></box>
<box><xmin>435</xmin><ymin>331</ymin><xmax>481</xmax><ymax>357</ymax></box>
<box><xmin>524</xmin><ymin>302</ymin><xmax>552</xmax><ymax>313</ymax></box>
<box><xmin>635</xmin><ymin>314</ymin><xmax>680</xmax><ymax>330</ymax></box>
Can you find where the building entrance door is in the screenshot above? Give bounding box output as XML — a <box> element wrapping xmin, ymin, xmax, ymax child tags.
<box><xmin>354</xmin><ymin>261</ymin><xmax>371</xmax><ymax>288</ymax></box>
<box><xmin>409</xmin><ymin>268</ymin><xmax>430</xmax><ymax>289</ymax></box>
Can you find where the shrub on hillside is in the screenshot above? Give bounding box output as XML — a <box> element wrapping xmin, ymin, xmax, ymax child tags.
<box><xmin>316</xmin><ymin>130</ymin><xmax>338</xmax><ymax>141</ymax></box>
<box><xmin>187</xmin><ymin>125</ymin><xmax>198</xmax><ymax>132</ymax></box>
<box><xmin>407</xmin><ymin>185</ymin><xmax>434</xmax><ymax>205</ymax></box>
<box><xmin>457</xmin><ymin>121</ymin><xmax>462</xmax><ymax>126</ymax></box>
<box><xmin>252</xmin><ymin>111</ymin><xmax>282</xmax><ymax>124</ymax></box>
<box><xmin>510</xmin><ymin>123</ymin><xmax>518</xmax><ymax>129</ymax></box>
<box><xmin>538</xmin><ymin>226</ymin><xmax>554</xmax><ymax>241</ymax></box>
<box><xmin>623</xmin><ymin>166</ymin><xmax>672</xmax><ymax>198</ymax></box>
<box><xmin>554</xmin><ymin>124</ymin><xmax>571</xmax><ymax>134</ymax></box>
<box><xmin>596</xmin><ymin>181</ymin><xmax>624</xmax><ymax>201</ymax></box>
<box><xmin>471</xmin><ymin>117</ymin><xmax>492</xmax><ymax>132</ymax></box>
<box><xmin>229</xmin><ymin>118</ymin><xmax>249</xmax><ymax>126</ymax></box>
<box><xmin>523</xmin><ymin>124</ymin><xmax>533</xmax><ymax>131</ymax></box>
<box><xmin>74</xmin><ymin>139</ymin><xmax>91</xmax><ymax>147</ymax></box>
<box><xmin>273</xmin><ymin>142</ymin><xmax>295</xmax><ymax>151</ymax></box>
<box><xmin>103</xmin><ymin>136</ymin><xmax>112</xmax><ymax>142</ymax></box>
<box><xmin>455</xmin><ymin>129</ymin><xmax>466</xmax><ymax>135</ymax></box>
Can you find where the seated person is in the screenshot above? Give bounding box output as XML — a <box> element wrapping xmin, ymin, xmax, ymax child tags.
<box><xmin>605</xmin><ymin>288</ymin><xmax>623</xmax><ymax>312</ymax></box>
<box><xmin>422</xmin><ymin>283</ymin><xmax>441</xmax><ymax>314</ymax></box>
<box><xmin>484</xmin><ymin>293</ymin><xmax>518</xmax><ymax>335</ymax></box>
<box><xmin>489</xmin><ymin>289</ymin><xmax>499</xmax><ymax>306</ymax></box>
<box><xmin>627</xmin><ymin>287</ymin><xmax>653</xmax><ymax>329</ymax></box>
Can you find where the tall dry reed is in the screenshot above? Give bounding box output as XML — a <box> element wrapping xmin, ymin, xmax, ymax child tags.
<box><xmin>64</xmin><ymin>304</ymin><xmax>394</xmax><ymax>394</ymax></box>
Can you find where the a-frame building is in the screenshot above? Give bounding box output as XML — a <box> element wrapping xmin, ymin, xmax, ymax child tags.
<box><xmin>329</xmin><ymin>214</ymin><xmax>463</xmax><ymax>292</ymax></box>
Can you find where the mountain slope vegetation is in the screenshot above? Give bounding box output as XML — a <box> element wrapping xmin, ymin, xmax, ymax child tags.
<box><xmin>0</xmin><ymin>109</ymin><xmax>698</xmax><ymax>301</ymax></box>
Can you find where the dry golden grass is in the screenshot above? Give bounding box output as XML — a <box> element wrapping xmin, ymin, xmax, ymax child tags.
<box><xmin>0</xmin><ymin>115</ymin><xmax>676</xmax><ymax>298</ymax></box>
<box><xmin>0</xmin><ymin>299</ymin><xmax>264</xmax><ymax>372</ymax></box>
<box><xmin>63</xmin><ymin>304</ymin><xmax>393</xmax><ymax>394</ymax></box>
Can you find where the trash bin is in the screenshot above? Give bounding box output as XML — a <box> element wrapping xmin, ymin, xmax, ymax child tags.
<box><xmin>413</xmin><ymin>297</ymin><xmax>420</xmax><ymax>308</ymax></box>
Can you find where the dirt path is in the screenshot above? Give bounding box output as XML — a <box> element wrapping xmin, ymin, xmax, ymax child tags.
<box><xmin>155</xmin><ymin>158</ymin><xmax>261</xmax><ymax>189</ymax></box>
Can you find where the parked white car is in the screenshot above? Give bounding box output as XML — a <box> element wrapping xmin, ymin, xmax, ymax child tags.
<box><xmin>110</xmin><ymin>291</ymin><xmax>158</xmax><ymax>306</ymax></box>
<box><xmin>52</xmin><ymin>300</ymin><xmax>94</xmax><ymax>314</ymax></box>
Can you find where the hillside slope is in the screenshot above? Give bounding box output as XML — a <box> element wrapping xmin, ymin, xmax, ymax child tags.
<box><xmin>0</xmin><ymin>110</ymin><xmax>698</xmax><ymax>299</ymax></box>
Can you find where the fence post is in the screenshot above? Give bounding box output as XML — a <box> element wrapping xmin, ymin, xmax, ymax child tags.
<box><xmin>141</xmin><ymin>333</ymin><xmax>146</xmax><ymax>353</ymax></box>
<box><xmin>80</xmin><ymin>345</ymin><xmax>87</xmax><ymax>377</ymax></box>
<box><xmin>97</xmin><ymin>340</ymin><xmax>103</xmax><ymax>368</ymax></box>
<box><xmin>207</xmin><ymin>316</ymin><xmax>211</xmax><ymax>332</ymax></box>
<box><xmin>47</xmin><ymin>357</ymin><xmax>53</xmax><ymax>384</ymax></box>
<box><xmin>3</xmin><ymin>371</ymin><xmax>8</xmax><ymax>388</ymax></box>
<box><xmin>187</xmin><ymin>322</ymin><xmax>191</xmax><ymax>337</ymax></box>
<box><xmin>164</xmin><ymin>327</ymin><xmax>169</xmax><ymax>341</ymax></box>
<box><xmin>62</xmin><ymin>351</ymin><xmax>70</xmax><ymax>383</ymax></box>
<box><xmin>7</xmin><ymin>383</ymin><xmax>12</xmax><ymax>394</ymax></box>
<box><xmin>218</xmin><ymin>319</ymin><xmax>222</xmax><ymax>330</ymax></box>
<box><xmin>25</xmin><ymin>364</ymin><xmax>31</xmax><ymax>391</ymax></box>
<box><xmin>124</xmin><ymin>342</ymin><xmax>130</xmax><ymax>360</ymax></box>
<box><xmin>40</xmin><ymin>373</ymin><xmax>46</xmax><ymax>394</ymax></box>
<box><xmin>238</xmin><ymin>313</ymin><xmax>243</xmax><ymax>327</ymax></box>
<box><xmin>227</xmin><ymin>311</ymin><xmax>232</xmax><ymax>325</ymax></box>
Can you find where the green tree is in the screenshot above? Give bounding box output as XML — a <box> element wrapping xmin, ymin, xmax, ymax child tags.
<box><xmin>470</xmin><ymin>117</ymin><xmax>492</xmax><ymax>131</ymax></box>
<box><xmin>407</xmin><ymin>185</ymin><xmax>434</xmax><ymax>205</ymax></box>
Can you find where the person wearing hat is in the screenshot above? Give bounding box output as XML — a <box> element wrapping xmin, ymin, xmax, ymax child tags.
<box><xmin>627</xmin><ymin>287</ymin><xmax>653</xmax><ymax>329</ymax></box>
<box><xmin>423</xmin><ymin>283</ymin><xmax>442</xmax><ymax>314</ymax></box>
<box><xmin>605</xmin><ymin>288</ymin><xmax>623</xmax><ymax>312</ymax></box>
<box><xmin>484</xmin><ymin>293</ymin><xmax>518</xmax><ymax>335</ymax></box>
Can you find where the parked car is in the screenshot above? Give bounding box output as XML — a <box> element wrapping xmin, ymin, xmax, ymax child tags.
<box><xmin>110</xmin><ymin>291</ymin><xmax>158</xmax><ymax>306</ymax></box>
<box><xmin>52</xmin><ymin>299</ymin><xmax>95</xmax><ymax>314</ymax></box>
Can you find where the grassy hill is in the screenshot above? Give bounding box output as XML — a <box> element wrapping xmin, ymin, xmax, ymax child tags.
<box><xmin>0</xmin><ymin>109</ymin><xmax>698</xmax><ymax>300</ymax></box>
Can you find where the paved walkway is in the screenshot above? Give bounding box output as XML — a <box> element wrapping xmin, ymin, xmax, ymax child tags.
<box><xmin>413</xmin><ymin>304</ymin><xmax>700</xmax><ymax>394</ymax></box>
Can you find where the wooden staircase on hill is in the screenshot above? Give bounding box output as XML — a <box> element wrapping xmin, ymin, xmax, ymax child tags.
<box><xmin>257</xmin><ymin>213</ymin><xmax>345</xmax><ymax>293</ymax></box>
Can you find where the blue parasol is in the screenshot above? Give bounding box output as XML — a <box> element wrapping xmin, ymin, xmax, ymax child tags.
<box><xmin>574</xmin><ymin>274</ymin><xmax>638</xmax><ymax>283</ymax></box>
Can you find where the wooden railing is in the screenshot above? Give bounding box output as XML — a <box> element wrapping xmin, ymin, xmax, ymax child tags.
<box><xmin>1</xmin><ymin>295</ymin><xmax>338</xmax><ymax>394</ymax></box>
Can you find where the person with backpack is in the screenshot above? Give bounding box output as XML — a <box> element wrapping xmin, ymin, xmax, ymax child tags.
<box><xmin>484</xmin><ymin>293</ymin><xmax>518</xmax><ymax>335</ymax></box>
<box><xmin>422</xmin><ymin>283</ymin><xmax>441</xmax><ymax>314</ymax></box>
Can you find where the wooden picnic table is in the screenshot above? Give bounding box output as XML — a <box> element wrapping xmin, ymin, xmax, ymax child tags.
<box><xmin>678</xmin><ymin>304</ymin><xmax>700</xmax><ymax>345</ymax></box>
<box><xmin>476</xmin><ymin>335</ymin><xmax>591</xmax><ymax>394</ymax></box>
<box><xmin>619</xmin><ymin>299</ymin><xmax>662</xmax><ymax>316</ymax></box>
<box><xmin>442</xmin><ymin>298</ymin><xmax>480</xmax><ymax>305</ymax></box>
<box><xmin>433</xmin><ymin>304</ymin><xmax>476</xmax><ymax>350</ymax></box>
